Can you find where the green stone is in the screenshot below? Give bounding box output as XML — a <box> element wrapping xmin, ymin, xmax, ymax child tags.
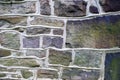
<box><xmin>0</xmin><ymin>48</ymin><xmax>11</xmax><ymax>57</ymax></box>
<box><xmin>21</xmin><ymin>70</ymin><xmax>33</xmax><ymax>79</ymax></box>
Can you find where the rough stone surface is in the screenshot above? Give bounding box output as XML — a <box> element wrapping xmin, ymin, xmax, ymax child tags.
<box><xmin>23</xmin><ymin>36</ymin><xmax>40</xmax><ymax>48</ymax></box>
<box><xmin>89</xmin><ymin>6</ymin><xmax>99</xmax><ymax>14</ymax></box>
<box><xmin>53</xmin><ymin>29</ymin><xmax>63</xmax><ymax>35</ymax></box>
<box><xmin>0</xmin><ymin>1</ymin><xmax>36</xmax><ymax>14</ymax></box>
<box><xmin>0</xmin><ymin>31</ymin><xmax>20</xmax><ymax>50</ymax></box>
<box><xmin>0</xmin><ymin>48</ymin><xmax>11</xmax><ymax>57</ymax></box>
<box><xmin>49</xmin><ymin>49</ymin><xmax>72</xmax><ymax>66</ymax></box>
<box><xmin>62</xmin><ymin>68</ymin><xmax>100</xmax><ymax>80</ymax></box>
<box><xmin>54</xmin><ymin>0</ymin><xmax>86</xmax><ymax>17</ymax></box>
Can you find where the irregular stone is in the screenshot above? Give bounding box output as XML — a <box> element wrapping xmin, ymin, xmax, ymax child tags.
<box><xmin>62</xmin><ymin>68</ymin><xmax>100</xmax><ymax>80</ymax></box>
<box><xmin>89</xmin><ymin>6</ymin><xmax>99</xmax><ymax>14</ymax></box>
<box><xmin>0</xmin><ymin>1</ymin><xmax>36</xmax><ymax>14</ymax></box>
<box><xmin>0</xmin><ymin>58</ymin><xmax>40</xmax><ymax>67</ymax></box>
<box><xmin>26</xmin><ymin>27</ymin><xmax>51</xmax><ymax>35</ymax></box>
<box><xmin>21</xmin><ymin>70</ymin><xmax>33</xmax><ymax>79</ymax></box>
<box><xmin>0</xmin><ymin>73</ymin><xmax>6</xmax><ymax>77</ymax></box>
<box><xmin>49</xmin><ymin>49</ymin><xmax>72</xmax><ymax>66</ymax></box>
<box><xmin>13</xmin><ymin>27</ymin><xmax>26</xmax><ymax>33</ymax></box>
<box><xmin>54</xmin><ymin>0</ymin><xmax>86</xmax><ymax>17</ymax></box>
<box><xmin>31</xmin><ymin>17</ymin><xmax>64</xmax><ymax>27</ymax></box>
<box><xmin>0</xmin><ymin>32</ymin><xmax>20</xmax><ymax>50</ymax></box>
<box><xmin>105</xmin><ymin>52</ymin><xmax>120</xmax><ymax>80</ymax></box>
<box><xmin>74</xmin><ymin>50</ymin><xmax>102</xmax><ymax>68</ymax></box>
<box><xmin>0</xmin><ymin>16</ymin><xmax>27</xmax><ymax>29</ymax></box>
<box><xmin>66</xmin><ymin>15</ymin><xmax>120</xmax><ymax>48</ymax></box>
<box><xmin>40</xmin><ymin>0</ymin><xmax>51</xmax><ymax>15</ymax></box>
<box><xmin>43</xmin><ymin>36</ymin><xmax>63</xmax><ymax>48</ymax></box>
<box><xmin>53</xmin><ymin>29</ymin><xmax>63</xmax><ymax>35</ymax></box>
<box><xmin>100</xmin><ymin>0</ymin><xmax>120</xmax><ymax>12</ymax></box>
<box><xmin>0</xmin><ymin>48</ymin><xmax>11</xmax><ymax>57</ymax></box>
<box><xmin>26</xmin><ymin>49</ymin><xmax>46</xmax><ymax>58</ymax></box>
<box><xmin>37</xmin><ymin>69</ymin><xmax>58</xmax><ymax>79</ymax></box>
<box><xmin>23</xmin><ymin>36</ymin><xmax>40</xmax><ymax>48</ymax></box>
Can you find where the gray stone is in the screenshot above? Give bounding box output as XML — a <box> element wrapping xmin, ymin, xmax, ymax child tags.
<box><xmin>89</xmin><ymin>6</ymin><xmax>99</xmax><ymax>14</ymax></box>
<box><xmin>49</xmin><ymin>49</ymin><xmax>72</xmax><ymax>66</ymax></box>
<box><xmin>74</xmin><ymin>50</ymin><xmax>103</xmax><ymax>68</ymax></box>
<box><xmin>0</xmin><ymin>1</ymin><xmax>36</xmax><ymax>14</ymax></box>
<box><xmin>40</xmin><ymin>0</ymin><xmax>51</xmax><ymax>15</ymax></box>
<box><xmin>0</xmin><ymin>32</ymin><xmax>20</xmax><ymax>50</ymax></box>
<box><xmin>53</xmin><ymin>29</ymin><xmax>63</xmax><ymax>35</ymax></box>
<box><xmin>54</xmin><ymin>0</ymin><xmax>86</xmax><ymax>17</ymax></box>
<box><xmin>0</xmin><ymin>48</ymin><xmax>11</xmax><ymax>57</ymax></box>
<box><xmin>31</xmin><ymin>17</ymin><xmax>64</xmax><ymax>27</ymax></box>
<box><xmin>43</xmin><ymin>36</ymin><xmax>63</xmax><ymax>48</ymax></box>
<box><xmin>62</xmin><ymin>68</ymin><xmax>100</xmax><ymax>80</ymax></box>
<box><xmin>21</xmin><ymin>70</ymin><xmax>33</xmax><ymax>79</ymax></box>
<box><xmin>26</xmin><ymin>27</ymin><xmax>51</xmax><ymax>35</ymax></box>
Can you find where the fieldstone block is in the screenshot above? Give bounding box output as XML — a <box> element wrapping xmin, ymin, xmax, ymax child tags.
<box><xmin>105</xmin><ymin>52</ymin><xmax>120</xmax><ymax>80</ymax></box>
<box><xmin>26</xmin><ymin>49</ymin><xmax>46</xmax><ymax>58</ymax></box>
<box><xmin>0</xmin><ymin>73</ymin><xmax>6</xmax><ymax>77</ymax></box>
<box><xmin>0</xmin><ymin>1</ymin><xmax>36</xmax><ymax>14</ymax></box>
<box><xmin>49</xmin><ymin>49</ymin><xmax>72</xmax><ymax>66</ymax></box>
<box><xmin>43</xmin><ymin>36</ymin><xmax>63</xmax><ymax>48</ymax></box>
<box><xmin>89</xmin><ymin>6</ymin><xmax>99</xmax><ymax>14</ymax></box>
<box><xmin>31</xmin><ymin>17</ymin><xmax>64</xmax><ymax>27</ymax></box>
<box><xmin>0</xmin><ymin>58</ymin><xmax>40</xmax><ymax>67</ymax></box>
<box><xmin>21</xmin><ymin>70</ymin><xmax>33</xmax><ymax>79</ymax></box>
<box><xmin>0</xmin><ymin>16</ymin><xmax>27</xmax><ymax>29</ymax></box>
<box><xmin>0</xmin><ymin>48</ymin><xmax>11</xmax><ymax>57</ymax></box>
<box><xmin>23</xmin><ymin>36</ymin><xmax>40</xmax><ymax>48</ymax></box>
<box><xmin>37</xmin><ymin>69</ymin><xmax>58</xmax><ymax>79</ymax></box>
<box><xmin>100</xmin><ymin>0</ymin><xmax>120</xmax><ymax>12</ymax></box>
<box><xmin>74</xmin><ymin>50</ymin><xmax>102</xmax><ymax>68</ymax></box>
<box><xmin>40</xmin><ymin>0</ymin><xmax>51</xmax><ymax>15</ymax></box>
<box><xmin>54</xmin><ymin>0</ymin><xmax>86</xmax><ymax>17</ymax></box>
<box><xmin>0</xmin><ymin>31</ymin><xmax>20</xmax><ymax>50</ymax></box>
<box><xmin>62</xmin><ymin>68</ymin><xmax>100</xmax><ymax>80</ymax></box>
<box><xmin>53</xmin><ymin>29</ymin><xmax>63</xmax><ymax>35</ymax></box>
<box><xmin>66</xmin><ymin>15</ymin><xmax>120</xmax><ymax>48</ymax></box>
<box><xmin>26</xmin><ymin>27</ymin><xmax>51</xmax><ymax>35</ymax></box>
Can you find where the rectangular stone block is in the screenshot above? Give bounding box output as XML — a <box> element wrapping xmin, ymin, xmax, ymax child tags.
<box><xmin>49</xmin><ymin>49</ymin><xmax>72</xmax><ymax>66</ymax></box>
<box><xmin>74</xmin><ymin>50</ymin><xmax>103</xmax><ymax>68</ymax></box>
<box><xmin>0</xmin><ymin>48</ymin><xmax>11</xmax><ymax>57</ymax></box>
<box><xmin>40</xmin><ymin>0</ymin><xmax>51</xmax><ymax>15</ymax></box>
<box><xmin>0</xmin><ymin>16</ymin><xmax>27</xmax><ymax>29</ymax></box>
<box><xmin>0</xmin><ymin>1</ymin><xmax>36</xmax><ymax>14</ymax></box>
<box><xmin>66</xmin><ymin>15</ymin><xmax>120</xmax><ymax>48</ymax></box>
<box><xmin>62</xmin><ymin>68</ymin><xmax>100</xmax><ymax>80</ymax></box>
<box><xmin>54</xmin><ymin>0</ymin><xmax>86</xmax><ymax>17</ymax></box>
<box><xmin>53</xmin><ymin>29</ymin><xmax>63</xmax><ymax>35</ymax></box>
<box><xmin>30</xmin><ymin>17</ymin><xmax>64</xmax><ymax>27</ymax></box>
<box><xmin>42</xmin><ymin>36</ymin><xmax>63</xmax><ymax>48</ymax></box>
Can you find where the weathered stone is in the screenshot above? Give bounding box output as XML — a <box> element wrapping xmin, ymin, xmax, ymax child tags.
<box><xmin>89</xmin><ymin>6</ymin><xmax>99</xmax><ymax>14</ymax></box>
<box><xmin>105</xmin><ymin>52</ymin><xmax>120</xmax><ymax>80</ymax></box>
<box><xmin>13</xmin><ymin>27</ymin><xmax>26</xmax><ymax>33</ymax></box>
<box><xmin>0</xmin><ymin>16</ymin><xmax>27</xmax><ymax>29</ymax></box>
<box><xmin>23</xmin><ymin>36</ymin><xmax>40</xmax><ymax>48</ymax></box>
<box><xmin>49</xmin><ymin>49</ymin><xmax>72</xmax><ymax>66</ymax></box>
<box><xmin>54</xmin><ymin>0</ymin><xmax>86</xmax><ymax>17</ymax></box>
<box><xmin>21</xmin><ymin>70</ymin><xmax>33</xmax><ymax>79</ymax></box>
<box><xmin>43</xmin><ymin>36</ymin><xmax>63</xmax><ymax>48</ymax></box>
<box><xmin>0</xmin><ymin>48</ymin><xmax>11</xmax><ymax>57</ymax></box>
<box><xmin>0</xmin><ymin>31</ymin><xmax>20</xmax><ymax>50</ymax></box>
<box><xmin>74</xmin><ymin>50</ymin><xmax>102</xmax><ymax>68</ymax></box>
<box><xmin>100</xmin><ymin>0</ymin><xmax>120</xmax><ymax>12</ymax></box>
<box><xmin>26</xmin><ymin>27</ymin><xmax>51</xmax><ymax>35</ymax></box>
<box><xmin>31</xmin><ymin>17</ymin><xmax>64</xmax><ymax>27</ymax></box>
<box><xmin>40</xmin><ymin>0</ymin><xmax>51</xmax><ymax>15</ymax></box>
<box><xmin>62</xmin><ymin>68</ymin><xmax>100</xmax><ymax>80</ymax></box>
<box><xmin>0</xmin><ymin>58</ymin><xmax>40</xmax><ymax>67</ymax></box>
<box><xmin>0</xmin><ymin>1</ymin><xmax>36</xmax><ymax>14</ymax></box>
<box><xmin>37</xmin><ymin>69</ymin><xmax>58</xmax><ymax>79</ymax></box>
<box><xmin>0</xmin><ymin>73</ymin><xmax>6</xmax><ymax>77</ymax></box>
<box><xmin>26</xmin><ymin>49</ymin><xmax>46</xmax><ymax>58</ymax></box>
<box><xmin>66</xmin><ymin>15</ymin><xmax>120</xmax><ymax>48</ymax></box>
<box><xmin>53</xmin><ymin>29</ymin><xmax>63</xmax><ymax>35</ymax></box>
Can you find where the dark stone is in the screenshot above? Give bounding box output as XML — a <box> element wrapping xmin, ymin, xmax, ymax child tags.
<box><xmin>89</xmin><ymin>6</ymin><xmax>99</xmax><ymax>13</ymax></box>
<box><xmin>105</xmin><ymin>52</ymin><xmax>120</xmax><ymax>80</ymax></box>
<box><xmin>100</xmin><ymin>0</ymin><xmax>120</xmax><ymax>12</ymax></box>
<box><xmin>0</xmin><ymin>48</ymin><xmax>11</xmax><ymax>57</ymax></box>
<box><xmin>54</xmin><ymin>0</ymin><xmax>86</xmax><ymax>17</ymax></box>
<box><xmin>53</xmin><ymin>29</ymin><xmax>63</xmax><ymax>35</ymax></box>
<box><xmin>23</xmin><ymin>37</ymin><xmax>40</xmax><ymax>48</ymax></box>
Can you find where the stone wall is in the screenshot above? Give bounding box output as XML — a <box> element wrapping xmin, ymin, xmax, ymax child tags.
<box><xmin>0</xmin><ymin>0</ymin><xmax>120</xmax><ymax>80</ymax></box>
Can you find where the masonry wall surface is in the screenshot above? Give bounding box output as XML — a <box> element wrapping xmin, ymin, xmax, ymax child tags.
<box><xmin>0</xmin><ymin>0</ymin><xmax>120</xmax><ymax>80</ymax></box>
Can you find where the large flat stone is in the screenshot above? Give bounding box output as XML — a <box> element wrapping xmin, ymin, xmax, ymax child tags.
<box><xmin>54</xmin><ymin>0</ymin><xmax>86</xmax><ymax>17</ymax></box>
<box><xmin>66</xmin><ymin>15</ymin><xmax>120</xmax><ymax>48</ymax></box>
<box><xmin>0</xmin><ymin>1</ymin><xmax>36</xmax><ymax>14</ymax></box>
